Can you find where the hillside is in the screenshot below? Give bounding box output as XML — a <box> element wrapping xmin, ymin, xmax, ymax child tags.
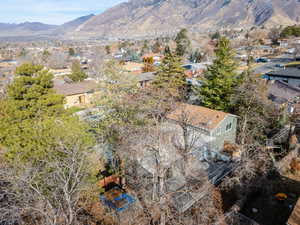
<box><xmin>72</xmin><ymin>0</ymin><xmax>300</xmax><ymax>38</ymax></box>
<box><xmin>56</xmin><ymin>14</ymin><xmax>95</xmax><ymax>33</ymax></box>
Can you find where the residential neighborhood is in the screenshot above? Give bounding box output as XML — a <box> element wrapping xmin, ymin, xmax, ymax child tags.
<box><xmin>1</xmin><ymin>2</ymin><xmax>300</xmax><ymax>225</ymax></box>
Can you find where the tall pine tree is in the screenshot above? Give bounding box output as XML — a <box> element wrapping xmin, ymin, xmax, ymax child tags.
<box><xmin>0</xmin><ymin>63</ymin><xmax>93</xmax><ymax>164</ymax></box>
<box><xmin>195</xmin><ymin>37</ymin><xmax>239</xmax><ymax>112</ymax></box>
<box><xmin>69</xmin><ymin>60</ymin><xmax>88</xmax><ymax>82</ymax></box>
<box><xmin>152</xmin><ymin>46</ymin><xmax>187</xmax><ymax>99</ymax></box>
<box><xmin>7</xmin><ymin>63</ymin><xmax>65</xmax><ymax>119</ymax></box>
<box><xmin>175</xmin><ymin>28</ymin><xmax>191</xmax><ymax>57</ymax></box>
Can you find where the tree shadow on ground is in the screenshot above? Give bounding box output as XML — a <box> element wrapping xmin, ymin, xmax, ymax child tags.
<box><xmin>238</xmin><ymin>172</ymin><xmax>300</xmax><ymax>225</ymax></box>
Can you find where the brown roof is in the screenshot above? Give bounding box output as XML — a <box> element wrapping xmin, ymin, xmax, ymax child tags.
<box><xmin>142</xmin><ymin>53</ymin><xmax>163</xmax><ymax>59</ymax></box>
<box><xmin>167</xmin><ymin>103</ymin><xmax>231</xmax><ymax>131</ymax></box>
<box><xmin>54</xmin><ymin>80</ymin><xmax>98</xmax><ymax>96</ymax></box>
<box><xmin>49</xmin><ymin>68</ymin><xmax>72</xmax><ymax>74</ymax></box>
<box><xmin>122</xmin><ymin>62</ymin><xmax>143</xmax><ymax>72</ymax></box>
<box><xmin>288</xmin><ymin>198</ymin><xmax>300</xmax><ymax>225</ymax></box>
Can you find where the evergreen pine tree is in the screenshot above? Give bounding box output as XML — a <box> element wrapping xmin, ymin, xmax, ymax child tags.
<box><xmin>105</xmin><ymin>45</ymin><xmax>111</xmax><ymax>55</ymax></box>
<box><xmin>8</xmin><ymin>63</ymin><xmax>65</xmax><ymax>119</ymax></box>
<box><xmin>0</xmin><ymin>63</ymin><xmax>93</xmax><ymax>164</ymax></box>
<box><xmin>152</xmin><ymin>48</ymin><xmax>187</xmax><ymax>99</ymax></box>
<box><xmin>0</xmin><ymin>64</ymin><xmax>66</xmax><ymax>162</ymax></box>
<box><xmin>68</xmin><ymin>48</ymin><xmax>75</xmax><ymax>56</ymax></box>
<box><xmin>194</xmin><ymin>37</ymin><xmax>239</xmax><ymax>112</ymax></box>
<box><xmin>175</xmin><ymin>28</ymin><xmax>191</xmax><ymax>57</ymax></box>
<box><xmin>152</xmin><ymin>39</ymin><xmax>161</xmax><ymax>53</ymax></box>
<box><xmin>15</xmin><ymin>63</ymin><xmax>43</xmax><ymax>76</ymax></box>
<box><xmin>141</xmin><ymin>41</ymin><xmax>149</xmax><ymax>56</ymax></box>
<box><xmin>68</xmin><ymin>60</ymin><xmax>88</xmax><ymax>82</ymax></box>
<box><xmin>211</xmin><ymin>31</ymin><xmax>221</xmax><ymax>40</ymax></box>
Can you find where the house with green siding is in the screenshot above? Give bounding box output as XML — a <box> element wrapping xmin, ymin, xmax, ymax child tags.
<box><xmin>167</xmin><ymin>103</ymin><xmax>238</xmax><ymax>151</ymax></box>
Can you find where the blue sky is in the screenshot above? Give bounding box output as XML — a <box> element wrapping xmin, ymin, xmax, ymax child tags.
<box><xmin>0</xmin><ymin>0</ymin><xmax>127</xmax><ymax>25</ymax></box>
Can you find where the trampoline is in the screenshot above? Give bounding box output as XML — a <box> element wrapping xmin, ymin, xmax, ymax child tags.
<box><xmin>100</xmin><ymin>186</ymin><xmax>136</xmax><ymax>212</ymax></box>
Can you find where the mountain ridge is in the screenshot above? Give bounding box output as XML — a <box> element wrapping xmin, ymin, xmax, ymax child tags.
<box><xmin>71</xmin><ymin>0</ymin><xmax>300</xmax><ymax>39</ymax></box>
<box><xmin>0</xmin><ymin>14</ymin><xmax>95</xmax><ymax>39</ymax></box>
<box><xmin>1</xmin><ymin>0</ymin><xmax>300</xmax><ymax>40</ymax></box>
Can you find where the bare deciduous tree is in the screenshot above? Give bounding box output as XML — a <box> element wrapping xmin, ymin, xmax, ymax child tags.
<box><xmin>268</xmin><ymin>27</ymin><xmax>281</xmax><ymax>45</ymax></box>
<box><xmin>47</xmin><ymin>52</ymin><xmax>69</xmax><ymax>69</ymax></box>
<box><xmin>0</xmin><ymin>141</ymin><xmax>98</xmax><ymax>225</ymax></box>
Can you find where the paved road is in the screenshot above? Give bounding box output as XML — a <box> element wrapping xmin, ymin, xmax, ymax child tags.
<box><xmin>253</xmin><ymin>54</ymin><xmax>294</xmax><ymax>75</ymax></box>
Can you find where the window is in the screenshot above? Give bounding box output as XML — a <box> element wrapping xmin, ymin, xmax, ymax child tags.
<box><xmin>226</xmin><ymin>123</ymin><xmax>232</xmax><ymax>131</ymax></box>
<box><xmin>79</xmin><ymin>95</ymin><xmax>85</xmax><ymax>104</ymax></box>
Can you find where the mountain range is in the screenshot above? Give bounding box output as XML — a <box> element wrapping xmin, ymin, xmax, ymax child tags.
<box><xmin>74</xmin><ymin>0</ymin><xmax>300</xmax><ymax>38</ymax></box>
<box><xmin>1</xmin><ymin>0</ymin><xmax>300</xmax><ymax>40</ymax></box>
<box><xmin>0</xmin><ymin>14</ymin><xmax>94</xmax><ymax>40</ymax></box>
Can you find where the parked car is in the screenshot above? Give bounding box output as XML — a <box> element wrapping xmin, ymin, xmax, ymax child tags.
<box><xmin>256</xmin><ymin>57</ymin><xmax>270</xmax><ymax>63</ymax></box>
<box><xmin>275</xmin><ymin>64</ymin><xmax>285</xmax><ymax>68</ymax></box>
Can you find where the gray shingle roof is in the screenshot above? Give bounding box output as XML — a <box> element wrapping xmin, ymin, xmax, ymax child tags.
<box><xmin>54</xmin><ymin>80</ymin><xmax>98</xmax><ymax>96</ymax></box>
<box><xmin>266</xmin><ymin>68</ymin><xmax>300</xmax><ymax>79</ymax></box>
<box><xmin>137</xmin><ymin>72</ymin><xmax>155</xmax><ymax>82</ymax></box>
<box><xmin>268</xmin><ymin>80</ymin><xmax>300</xmax><ymax>103</ymax></box>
